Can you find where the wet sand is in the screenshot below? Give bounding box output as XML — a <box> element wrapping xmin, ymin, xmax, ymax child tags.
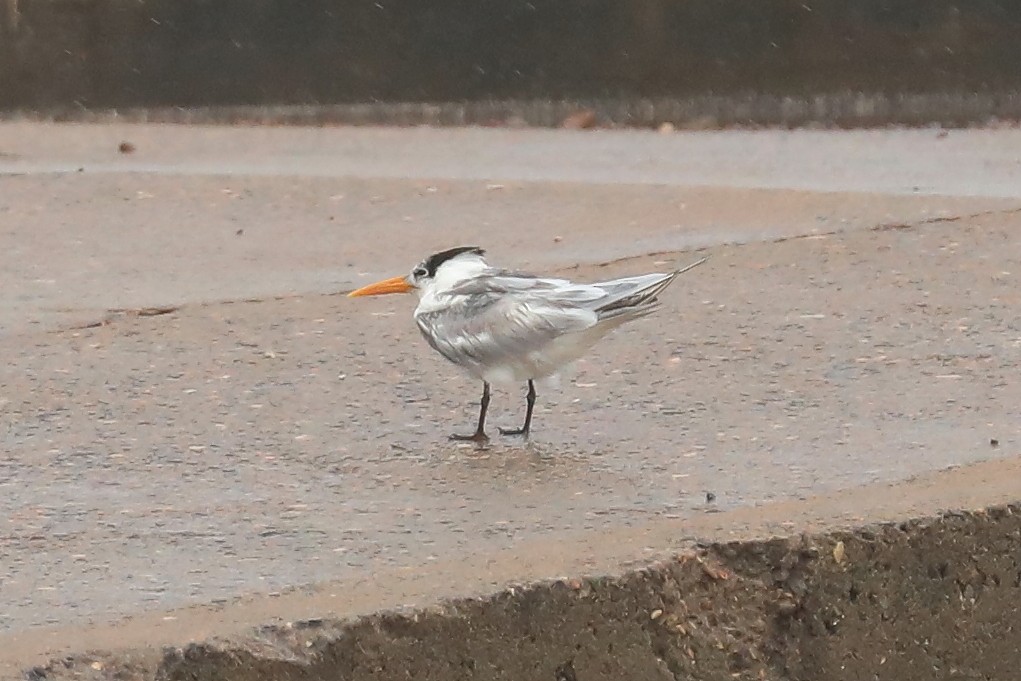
<box><xmin>1</xmin><ymin>123</ymin><xmax>1019</xmax><ymax>677</ymax></box>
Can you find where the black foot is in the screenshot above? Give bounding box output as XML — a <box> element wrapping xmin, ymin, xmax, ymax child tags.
<box><xmin>449</xmin><ymin>431</ymin><xmax>489</xmax><ymax>444</ymax></box>
<box><xmin>498</xmin><ymin>427</ymin><xmax>530</xmax><ymax>438</ymax></box>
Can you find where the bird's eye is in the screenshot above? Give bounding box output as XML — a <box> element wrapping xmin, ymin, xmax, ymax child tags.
<box><xmin>412</xmin><ymin>267</ymin><xmax>428</xmax><ymax>279</ymax></box>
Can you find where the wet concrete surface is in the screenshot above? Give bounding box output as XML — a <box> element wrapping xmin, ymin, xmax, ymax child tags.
<box><xmin>4</xmin><ymin>123</ymin><xmax>1021</xmax><ymax>335</ymax></box>
<box><xmin>1</xmin><ymin>123</ymin><xmax>1020</xmax><ymax>677</ymax></box>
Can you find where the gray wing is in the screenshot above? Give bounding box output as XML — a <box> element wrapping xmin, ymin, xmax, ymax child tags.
<box><xmin>415</xmin><ymin>277</ymin><xmax>598</xmax><ymax>371</ymax></box>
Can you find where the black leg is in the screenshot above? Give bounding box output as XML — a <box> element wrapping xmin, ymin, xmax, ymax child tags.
<box><xmin>499</xmin><ymin>380</ymin><xmax>536</xmax><ymax>438</ymax></box>
<box><xmin>450</xmin><ymin>382</ymin><xmax>490</xmax><ymax>443</ymax></box>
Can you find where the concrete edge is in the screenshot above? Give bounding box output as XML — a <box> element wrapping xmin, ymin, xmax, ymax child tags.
<box><xmin>5</xmin><ymin>93</ymin><xmax>1021</xmax><ymax>130</ymax></box>
<box><xmin>28</xmin><ymin>501</ymin><xmax>1021</xmax><ymax>681</ymax></box>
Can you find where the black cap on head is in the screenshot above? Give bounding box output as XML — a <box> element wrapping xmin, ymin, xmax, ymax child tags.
<box><xmin>422</xmin><ymin>246</ymin><xmax>485</xmax><ymax>277</ymax></box>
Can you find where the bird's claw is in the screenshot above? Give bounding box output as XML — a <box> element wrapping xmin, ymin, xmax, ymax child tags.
<box><xmin>498</xmin><ymin>427</ymin><xmax>529</xmax><ymax>438</ymax></box>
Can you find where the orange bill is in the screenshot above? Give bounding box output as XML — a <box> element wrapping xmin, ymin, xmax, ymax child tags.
<box><xmin>348</xmin><ymin>275</ymin><xmax>415</xmax><ymax>297</ymax></box>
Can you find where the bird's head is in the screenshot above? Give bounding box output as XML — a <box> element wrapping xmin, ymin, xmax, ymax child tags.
<box><xmin>348</xmin><ymin>246</ymin><xmax>489</xmax><ymax>298</ymax></box>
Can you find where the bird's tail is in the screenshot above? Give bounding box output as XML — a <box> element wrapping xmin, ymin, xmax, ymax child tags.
<box><xmin>672</xmin><ymin>256</ymin><xmax>709</xmax><ymax>278</ymax></box>
<box><xmin>594</xmin><ymin>255</ymin><xmax>708</xmax><ymax>320</ymax></box>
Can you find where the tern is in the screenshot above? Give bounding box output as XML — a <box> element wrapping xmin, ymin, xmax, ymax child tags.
<box><xmin>349</xmin><ymin>247</ymin><xmax>707</xmax><ymax>443</ymax></box>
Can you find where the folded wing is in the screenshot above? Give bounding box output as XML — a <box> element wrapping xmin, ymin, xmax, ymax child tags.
<box><xmin>415</xmin><ymin>278</ymin><xmax>599</xmax><ymax>373</ymax></box>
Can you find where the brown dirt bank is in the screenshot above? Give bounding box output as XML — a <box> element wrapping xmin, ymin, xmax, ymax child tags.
<box><xmin>20</xmin><ymin>456</ymin><xmax>1021</xmax><ymax>681</ymax></box>
<box><xmin>160</xmin><ymin>506</ymin><xmax>1021</xmax><ymax>681</ymax></box>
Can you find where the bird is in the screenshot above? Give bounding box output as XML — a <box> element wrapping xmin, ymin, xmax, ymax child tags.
<box><xmin>348</xmin><ymin>246</ymin><xmax>707</xmax><ymax>443</ymax></box>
